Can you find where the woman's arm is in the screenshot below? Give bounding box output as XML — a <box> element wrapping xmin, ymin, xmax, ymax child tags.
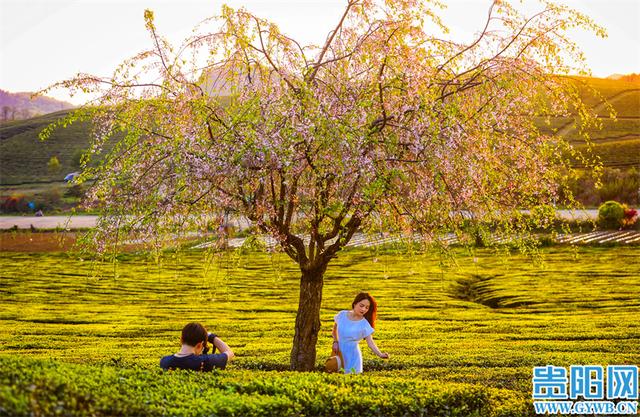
<box><xmin>365</xmin><ymin>335</ymin><xmax>389</xmax><ymax>359</ymax></box>
<box><xmin>331</xmin><ymin>322</ymin><xmax>339</xmax><ymax>354</ymax></box>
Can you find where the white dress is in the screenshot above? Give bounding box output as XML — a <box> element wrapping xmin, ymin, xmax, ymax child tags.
<box><xmin>334</xmin><ymin>310</ymin><xmax>375</xmax><ymax>374</ymax></box>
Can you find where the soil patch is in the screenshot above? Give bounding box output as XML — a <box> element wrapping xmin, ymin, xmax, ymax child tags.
<box><xmin>0</xmin><ymin>232</ymin><xmax>78</xmax><ymax>252</ymax></box>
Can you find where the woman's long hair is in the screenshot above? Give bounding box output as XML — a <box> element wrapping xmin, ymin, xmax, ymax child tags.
<box><xmin>352</xmin><ymin>292</ymin><xmax>377</xmax><ymax>329</ymax></box>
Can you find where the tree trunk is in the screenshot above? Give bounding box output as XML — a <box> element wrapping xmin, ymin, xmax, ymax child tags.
<box><xmin>290</xmin><ymin>264</ymin><xmax>327</xmax><ymax>371</ymax></box>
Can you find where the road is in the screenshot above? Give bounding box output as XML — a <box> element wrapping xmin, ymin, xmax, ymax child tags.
<box><xmin>0</xmin><ymin>210</ymin><xmax>600</xmax><ymax>230</ymax></box>
<box><xmin>0</xmin><ymin>215</ymin><xmax>98</xmax><ymax>230</ymax></box>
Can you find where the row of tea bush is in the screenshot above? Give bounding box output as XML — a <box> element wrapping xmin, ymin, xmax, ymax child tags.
<box><xmin>0</xmin><ymin>356</ymin><xmax>531</xmax><ymax>417</ymax></box>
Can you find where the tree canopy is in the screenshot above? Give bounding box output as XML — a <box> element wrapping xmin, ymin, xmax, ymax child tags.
<box><xmin>43</xmin><ymin>0</ymin><xmax>605</xmax><ymax>370</ymax></box>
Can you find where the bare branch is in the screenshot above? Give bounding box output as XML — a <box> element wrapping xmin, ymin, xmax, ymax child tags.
<box><xmin>306</xmin><ymin>0</ymin><xmax>358</xmax><ymax>82</ymax></box>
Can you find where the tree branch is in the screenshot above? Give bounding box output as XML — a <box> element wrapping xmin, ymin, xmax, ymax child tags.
<box><xmin>306</xmin><ymin>0</ymin><xmax>357</xmax><ymax>83</ymax></box>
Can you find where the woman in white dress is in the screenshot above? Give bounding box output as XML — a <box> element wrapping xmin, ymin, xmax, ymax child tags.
<box><xmin>332</xmin><ymin>292</ymin><xmax>389</xmax><ymax>374</ymax></box>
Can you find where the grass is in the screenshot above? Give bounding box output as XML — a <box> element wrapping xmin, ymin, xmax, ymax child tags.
<box><xmin>0</xmin><ymin>245</ymin><xmax>638</xmax><ymax>416</ymax></box>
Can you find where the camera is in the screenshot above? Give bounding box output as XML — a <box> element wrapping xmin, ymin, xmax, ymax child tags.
<box><xmin>202</xmin><ymin>332</ymin><xmax>218</xmax><ymax>354</ymax></box>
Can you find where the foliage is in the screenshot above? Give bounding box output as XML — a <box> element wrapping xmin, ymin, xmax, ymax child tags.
<box><xmin>597</xmin><ymin>200</ymin><xmax>625</xmax><ymax>229</ymax></box>
<box><xmin>617</xmin><ymin>73</ymin><xmax>640</xmax><ymax>83</ymax></box>
<box><xmin>0</xmin><ymin>185</ymin><xmax>85</xmax><ymax>214</ymax></box>
<box><xmin>0</xmin><ymin>247</ymin><xmax>638</xmax><ymax>415</ymax></box>
<box><xmin>70</xmin><ymin>148</ymin><xmax>86</xmax><ymax>169</ymax></box>
<box><xmin>46</xmin><ymin>155</ymin><xmax>61</xmax><ymax>175</ymax></box>
<box><xmin>0</xmin><ymin>356</ymin><xmax>532</xmax><ymax>417</ymax></box>
<box><xmin>0</xmin><ymin>247</ymin><xmax>638</xmax><ymax>371</ymax></box>
<box><xmin>3</xmin><ymin>77</ymin><xmax>636</xmax><ymax>189</ymax></box>
<box><xmin>526</xmin><ymin>204</ymin><xmax>557</xmax><ymax>231</ymax></box>
<box><xmin>565</xmin><ymin>167</ymin><xmax>640</xmax><ymax>207</ymax></box>
<box><xmin>64</xmin><ymin>184</ymin><xmax>85</xmax><ymax>199</ymax></box>
<box><xmin>41</xmin><ymin>0</ymin><xmax>607</xmax><ymax>369</ymax></box>
<box><xmin>571</xmin><ymin>138</ymin><xmax>640</xmax><ymax>170</ymax></box>
<box><xmin>623</xmin><ymin>206</ymin><xmax>638</xmax><ymax>228</ymax></box>
<box><xmin>39</xmin><ymin>187</ymin><xmax>62</xmax><ymax>208</ymax></box>
<box><xmin>41</xmin><ymin>0</ymin><xmax>607</xmax><ymax>254</ymax></box>
<box><xmin>594</xmin><ymin>167</ymin><xmax>640</xmax><ymax>205</ymax></box>
<box><xmin>0</xmin><ymin>194</ymin><xmax>29</xmax><ymax>213</ymax></box>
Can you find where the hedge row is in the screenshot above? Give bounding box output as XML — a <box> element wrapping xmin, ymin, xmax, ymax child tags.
<box><xmin>0</xmin><ymin>356</ymin><xmax>531</xmax><ymax>417</ymax></box>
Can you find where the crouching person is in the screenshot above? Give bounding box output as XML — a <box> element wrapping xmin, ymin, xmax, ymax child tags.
<box><xmin>160</xmin><ymin>322</ymin><xmax>234</xmax><ymax>371</ymax></box>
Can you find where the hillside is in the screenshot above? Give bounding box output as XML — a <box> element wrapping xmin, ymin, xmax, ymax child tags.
<box><xmin>0</xmin><ymin>76</ymin><xmax>638</xmax><ymax>186</ymax></box>
<box><xmin>0</xmin><ymin>90</ymin><xmax>74</xmax><ymax>122</ymax></box>
<box><xmin>547</xmin><ymin>76</ymin><xmax>640</xmax><ymax>169</ymax></box>
<box><xmin>0</xmin><ymin>110</ymin><xmax>91</xmax><ymax>185</ymax></box>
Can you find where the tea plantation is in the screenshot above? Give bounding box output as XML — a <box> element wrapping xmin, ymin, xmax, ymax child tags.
<box><xmin>1</xmin><ymin>246</ymin><xmax>638</xmax><ymax>416</ymax></box>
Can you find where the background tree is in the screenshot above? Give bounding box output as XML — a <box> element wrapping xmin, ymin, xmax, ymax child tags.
<box><xmin>1</xmin><ymin>106</ymin><xmax>12</xmax><ymax>122</ymax></box>
<box><xmin>42</xmin><ymin>0</ymin><xmax>604</xmax><ymax>371</ymax></box>
<box><xmin>47</xmin><ymin>155</ymin><xmax>61</xmax><ymax>175</ymax></box>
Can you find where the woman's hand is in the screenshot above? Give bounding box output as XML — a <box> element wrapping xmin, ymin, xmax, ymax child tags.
<box><xmin>331</xmin><ymin>340</ymin><xmax>339</xmax><ymax>355</ymax></box>
<box><xmin>365</xmin><ymin>335</ymin><xmax>388</xmax><ymax>359</ymax></box>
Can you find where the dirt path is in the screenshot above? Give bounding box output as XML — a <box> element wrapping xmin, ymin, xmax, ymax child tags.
<box><xmin>0</xmin><ymin>232</ymin><xmax>78</xmax><ymax>252</ymax></box>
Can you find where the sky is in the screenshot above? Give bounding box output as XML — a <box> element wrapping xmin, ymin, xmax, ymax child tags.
<box><xmin>1</xmin><ymin>0</ymin><xmax>639</xmax><ymax>104</ymax></box>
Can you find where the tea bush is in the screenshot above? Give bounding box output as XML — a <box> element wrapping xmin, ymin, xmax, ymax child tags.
<box><xmin>0</xmin><ymin>356</ymin><xmax>531</xmax><ymax>417</ymax></box>
<box><xmin>597</xmin><ymin>200</ymin><xmax>625</xmax><ymax>229</ymax></box>
<box><xmin>0</xmin><ymin>247</ymin><xmax>638</xmax><ymax>416</ymax></box>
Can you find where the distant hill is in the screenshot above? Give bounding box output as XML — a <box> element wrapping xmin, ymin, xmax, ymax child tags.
<box><xmin>606</xmin><ymin>73</ymin><xmax>640</xmax><ymax>82</ymax></box>
<box><xmin>0</xmin><ymin>90</ymin><xmax>75</xmax><ymax>122</ymax></box>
